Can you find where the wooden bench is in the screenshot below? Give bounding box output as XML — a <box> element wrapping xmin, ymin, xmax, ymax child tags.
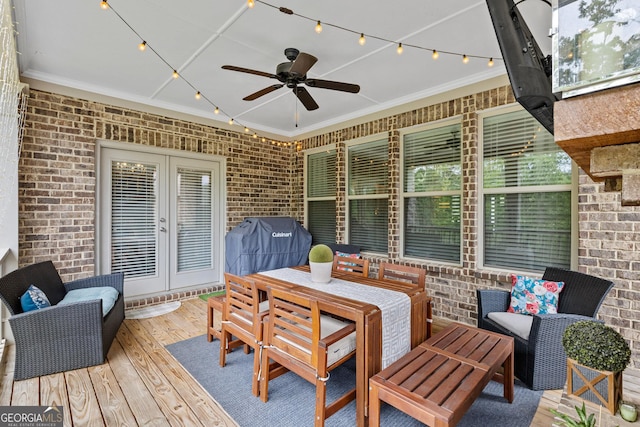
<box><xmin>369</xmin><ymin>323</ymin><xmax>514</xmax><ymax>427</ymax></box>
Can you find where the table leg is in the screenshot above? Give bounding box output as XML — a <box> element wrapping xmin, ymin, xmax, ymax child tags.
<box><xmin>504</xmin><ymin>345</ymin><xmax>514</xmax><ymax>403</ymax></box>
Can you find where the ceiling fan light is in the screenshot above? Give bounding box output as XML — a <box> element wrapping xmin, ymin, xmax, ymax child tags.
<box><xmin>315</xmin><ymin>21</ymin><xmax>322</xmax><ymax>34</ymax></box>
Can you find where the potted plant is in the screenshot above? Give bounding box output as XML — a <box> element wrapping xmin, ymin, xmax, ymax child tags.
<box><xmin>562</xmin><ymin>320</ymin><xmax>631</xmax><ymax>415</ymax></box>
<box><xmin>308</xmin><ymin>244</ymin><xmax>334</xmax><ymax>283</ymax></box>
<box><xmin>551</xmin><ymin>402</ymin><xmax>596</xmax><ymax>427</ymax></box>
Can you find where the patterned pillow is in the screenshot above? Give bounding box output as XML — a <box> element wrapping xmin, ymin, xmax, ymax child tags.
<box><xmin>20</xmin><ymin>284</ymin><xmax>51</xmax><ymax>312</ymax></box>
<box><xmin>335</xmin><ymin>251</ymin><xmax>360</xmax><ymax>271</ymax></box>
<box><xmin>507</xmin><ymin>274</ymin><xmax>565</xmax><ymax>315</ymax></box>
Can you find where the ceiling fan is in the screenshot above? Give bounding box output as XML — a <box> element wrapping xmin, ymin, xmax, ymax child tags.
<box><xmin>222</xmin><ymin>48</ymin><xmax>360</xmax><ymax>111</ymax></box>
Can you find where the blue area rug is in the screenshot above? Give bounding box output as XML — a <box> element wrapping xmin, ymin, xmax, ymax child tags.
<box><xmin>167</xmin><ymin>335</ymin><xmax>542</xmax><ymax>427</ymax></box>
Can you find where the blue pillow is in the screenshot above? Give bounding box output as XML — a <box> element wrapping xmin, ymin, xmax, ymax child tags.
<box><xmin>58</xmin><ymin>286</ymin><xmax>120</xmax><ymax>316</ymax></box>
<box><xmin>20</xmin><ymin>285</ymin><xmax>51</xmax><ymax>312</ymax></box>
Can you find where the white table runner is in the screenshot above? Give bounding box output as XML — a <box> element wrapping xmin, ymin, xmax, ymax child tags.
<box><xmin>258</xmin><ymin>268</ymin><xmax>411</xmax><ymax>368</ymax></box>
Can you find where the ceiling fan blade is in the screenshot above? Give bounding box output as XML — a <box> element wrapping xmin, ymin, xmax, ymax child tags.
<box><xmin>243</xmin><ymin>84</ymin><xmax>284</xmax><ymax>101</ymax></box>
<box><xmin>289</xmin><ymin>52</ymin><xmax>318</xmax><ymax>77</ymax></box>
<box><xmin>305</xmin><ymin>78</ymin><xmax>360</xmax><ymax>93</ymax></box>
<box><xmin>222</xmin><ymin>65</ymin><xmax>278</xmax><ymax>79</ymax></box>
<box><xmin>293</xmin><ymin>86</ymin><xmax>319</xmax><ymax>111</ymax></box>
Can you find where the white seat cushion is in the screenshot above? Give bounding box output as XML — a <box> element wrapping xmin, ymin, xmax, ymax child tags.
<box><xmin>487</xmin><ymin>312</ymin><xmax>534</xmax><ymax>341</ymax></box>
<box><xmin>229</xmin><ymin>300</ymin><xmax>269</xmax><ymax>325</ymax></box>
<box><xmin>320</xmin><ymin>315</ymin><xmax>357</xmax><ymax>366</ymax></box>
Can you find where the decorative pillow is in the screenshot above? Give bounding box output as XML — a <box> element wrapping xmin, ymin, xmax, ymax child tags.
<box><xmin>20</xmin><ymin>284</ymin><xmax>51</xmax><ymax>312</ymax></box>
<box><xmin>58</xmin><ymin>286</ymin><xmax>120</xmax><ymax>316</ymax></box>
<box><xmin>507</xmin><ymin>274</ymin><xmax>564</xmax><ymax>315</ymax></box>
<box><xmin>335</xmin><ymin>251</ymin><xmax>361</xmax><ymax>271</ymax></box>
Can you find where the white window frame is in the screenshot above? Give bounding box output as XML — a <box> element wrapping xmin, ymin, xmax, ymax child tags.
<box><xmin>399</xmin><ymin>118</ymin><xmax>463</xmax><ymax>265</ymax></box>
<box><xmin>304</xmin><ymin>144</ymin><xmax>337</xmax><ymax>245</ymax></box>
<box><xmin>345</xmin><ymin>134</ymin><xmax>389</xmax><ymax>255</ymax></box>
<box><xmin>478</xmin><ymin>104</ymin><xmax>578</xmax><ymax>274</ymax></box>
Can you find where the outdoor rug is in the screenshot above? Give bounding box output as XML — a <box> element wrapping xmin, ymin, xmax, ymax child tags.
<box><xmin>166</xmin><ymin>335</ymin><xmax>543</xmax><ymax>427</ymax></box>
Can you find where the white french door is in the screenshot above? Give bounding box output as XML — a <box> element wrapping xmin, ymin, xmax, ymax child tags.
<box><xmin>99</xmin><ymin>146</ymin><xmax>223</xmax><ymax>298</ymax></box>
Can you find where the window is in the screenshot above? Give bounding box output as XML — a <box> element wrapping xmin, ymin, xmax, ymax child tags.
<box><xmin>481</xmin><ymin>108</ymin><xmax>573</xmax><ymax>271</ymax></box>
<box><xmin>348</xmin><ymin>138</ymin><xmax>388</xmax><ymax>253</ymax></box>
<box><xmin>306</xmin><ymin>149</ymin><xmax>337</xmax><ymax>245</ymax></box>
<box><xmin>402</xmin><ymin>122</ymin><xmax>462</xmax><ymax>262</ymax></box>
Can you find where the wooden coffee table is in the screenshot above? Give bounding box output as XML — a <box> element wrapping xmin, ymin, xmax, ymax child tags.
<box><xmin>369</xmin><ymin>322</ymin><xmax>514</xmax><ymax>427</ymax></box>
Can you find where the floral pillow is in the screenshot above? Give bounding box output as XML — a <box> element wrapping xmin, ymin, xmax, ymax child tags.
<box><xmin>20</xmin><ymin>284</ymin><xmax>51</xmax><ymax>312</ymax></box>
<box><xmin>335</xmin><ymin>251</ymin><xmax>360</xmax><ymax>271</ymax></box>
<box><xmin>507</xmin><ymin>274</ymin><xmax>565</xmax><ymax>315</ymax></box>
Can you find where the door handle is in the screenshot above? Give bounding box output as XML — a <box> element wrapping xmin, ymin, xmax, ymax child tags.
<box><xmin>160</xmin><ymin>227</ymin><xmax>167</xmax><ymax>232</ymax></box>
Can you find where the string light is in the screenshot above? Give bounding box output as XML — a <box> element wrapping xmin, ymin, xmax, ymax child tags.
<box><xmin>359</xmin><ymin>33</ymin><xmax>366</xmax><ymax>46</ymax></box>
<box><xmin>100</xmin><ymin>1</ymin><xmax>108</xmax><ymax>10</ymax></box>
<box><xmin>214</xmin><ymin>107</ymin><xmax>219</xmax><ymax>114</ymax></box>
<box><xmin>462</xmin><ymin>54</ymin><xmax>469</xmax><ymax>64</ymax></box>
<box><xmin>315</xmin><ymin>20</ymin><xmax>322</xmax><ymax>33</ymax></box>
<box><xmin>195</xmin><ymin>91</ymin><xmax>201</xmax><ymax>100</ymax></box>
<box><xmin>253</xmin><ymin>133</ymin><xmax>258</xmax><ymax>138</ymax></box>
<box><xmin>228</xmin><ymin>118</ymin><xmax>234</xmax><ymax>125</ymax></box>
<box><xmin>432</xmin><ymin>49</ymin><xmax>439</xmax><ymax>60</ymax></box>
<box><xmin>488</xmin><ymin>57</ymin><xmax>494</xmax><ymax>67</ymax></box>
<box><xmin>397</xmin><ymin>43</ymin><xmax>403</xmax><ymax>55</ymax></box>
<box><xmin>138</xmin><ymin>41</ymin><xmax>147</xmax><ymax>51</ymax></box>
<box><xmin>244</xmin><ymin>126</ymin><xmax>250</xmax><ymax>132</ymax></box>
<box><xmin>247</xmin><ymin>0</ymin><xmax>255</xmax><ymax>8</ymax></box>
<box><xmin>172</xmin><ymin>69</ymin><xmax>179</xmax><ymax>79</ymax></box>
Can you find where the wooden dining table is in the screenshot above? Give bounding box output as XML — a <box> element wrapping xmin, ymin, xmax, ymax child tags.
<box><xmin>248</xmin><ymin>265</ymin><xmax>431</xmax><ymax>427</ymax></box>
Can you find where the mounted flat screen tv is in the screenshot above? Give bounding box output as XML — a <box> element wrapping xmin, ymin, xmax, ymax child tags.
<box><xmin>486</xmin><ymin>0</ymin><xmax>558</xmax><ymax>135</ymax></box>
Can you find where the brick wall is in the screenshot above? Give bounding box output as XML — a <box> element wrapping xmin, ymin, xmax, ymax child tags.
<box><xmin>18</xmin><ymin>85</ymin><xmax>640</xmax><ymax>400</ymax></box>
<box><xmin>295</xmin><ymin>84</ymin><xmax>640</xmax><ymax>400</ymax></box>
<box><xmin>19</xmin><ymin>89</ymin><xmax>294</xmax><ymax>279</ymax></box>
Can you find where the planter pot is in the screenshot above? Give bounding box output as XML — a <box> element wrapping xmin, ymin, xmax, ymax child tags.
<box><xmin>567</xmin><ymin>358</ymin><xmax>623</xmax><ymax>415</ymax></box>
<box><xmin>309</xmin><ymin>261</ymin><xmax>332</xmax><ymax>283</ymax></box>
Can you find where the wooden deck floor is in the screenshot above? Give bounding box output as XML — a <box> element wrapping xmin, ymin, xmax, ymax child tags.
<box><xmin>0</xmin><ymin>297</ymin><xmax>560</xmax><ymax>426</ymax></box>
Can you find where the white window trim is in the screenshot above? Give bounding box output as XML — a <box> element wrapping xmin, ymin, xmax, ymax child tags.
<box><xmin>345</xmin><ymin>133</ymin><xmax>389</xmax><ymax>255</ymax></box>
<box><xmin>399</xmin><ymin>118</ymin><xmax>463</xmax><ymax>265</ymax></box>
<box><xmin>477</xmin><ymin>104</ymin><xmax>578</xmax><ymax>275</ymax></box>
<box><xmin>303</xmin><ymin>144</ymin><xmax>337</xmax><ymax>231</ymax></box>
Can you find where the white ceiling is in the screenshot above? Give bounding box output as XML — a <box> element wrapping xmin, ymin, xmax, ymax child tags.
<box><xmin>12</xmin><ymin>0</ymin><xmax>553</xmax><ymax>139</ymax></box>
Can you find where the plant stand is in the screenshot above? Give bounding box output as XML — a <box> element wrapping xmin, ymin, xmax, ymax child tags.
<box><xmin>566</xmin><ymin>358</ymin><xmax>622</xmax><ymax>415</ymax></box>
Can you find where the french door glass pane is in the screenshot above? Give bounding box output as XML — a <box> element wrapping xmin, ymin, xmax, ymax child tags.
<box><xmin>484</xmin><ymin>191</ymin><xmax>571</xmax><ymax>271</ymax></box>
<box><xmin>111</xmin><ymin>161</ymin><xmax>157</xmax><ymax>278</ymax></box>
<box><xmin>404</xmin><ymin>195</ymin><xmax>461</xmax><ymax>262</ymax></box>
<box><xmin>308</xmin><ymin>200</ymin><xmax>336</xmax><ymax>245</ymax></box>
<box><xmin>177</xmin><ymin>167</ymin><xmax>212</xmax><ymax>272</ymax></box>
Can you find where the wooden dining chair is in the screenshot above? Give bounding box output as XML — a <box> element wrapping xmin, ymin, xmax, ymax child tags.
<box><xmin>378</xmin><ymin>262</ymin><xmax>426</xmax><ymax>287</ymax></box>
<box><xmin>332</xmin><ymin>254</ymin><xmax>369</xmax><ymax>277</ymax></box>
<box><xmin>219</xmin><ymin>273</ymin><xmax>269</xmax><ymax>396</ymax></box>
<box><xmin>259</xmin><ymin>287</ymin><xmax>357</xmax><ymax>427</ymax></box>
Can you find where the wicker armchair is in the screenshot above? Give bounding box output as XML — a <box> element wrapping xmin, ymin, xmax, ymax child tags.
<box><xmin>0</xmin><ymin>261</ymin><xmax>124</xmax><ymax>380</ymax></box>
<box><xmin>477</xmin><ymin>267</ymin><xmax>614</xmax><ymax>390</ymax></box>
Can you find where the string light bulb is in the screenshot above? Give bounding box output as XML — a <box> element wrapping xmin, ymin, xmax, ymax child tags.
<box><xmin>228</xmin><ymin>118</ymin><xmax>234</xmax><ymax>125</ymax></box>
<box><xmin>315</xmin><ymin>20</ymin><xmax>322</xmax><ymax>33</ymax></box>
<box><xmin>138</xmin><ymin>41</ymin><xmax>146</xmax><ymax>51</ymax></box>
<box><xmin>396</xmin><ymin>43</ymin><xmax>403</xmax><ymax>55</ymax></box>
<box><xmin>244</xmin><ymin>127</ymin><xmax>250</xmax><ymax>133</ymax></box>
<box><xmin>432</xmin><ymin>49</ymin><xmax>439</xmax><ymax>60</ymax></box>
<box><xmin>195</xmin><ymin>91</ymin><xmax>201</xmax><ymax>100</ymax></box>
<box><xmin>462</xmin><ymin>54</ymin><xmax>469</xmax><ymax>64</ymax></box>
<box><xmin>253</xmin><ymin>133</ymin><xmax>258</xmax><ymax>139</ymax></box>
<box><xmin>100</xmin><ymin>1</ymin><xmax>108</xmax><ymax>10</ymax></box>
<box><xmin>172</xmin><ymin>70</ymin><xmax>179</xmax><ymax>79</ymax></box>
<box><xmin>247</xmin><ymin>0</ymin><xmax>255</xmax><ymax>8</ymax></box>
<box><xmin>359</xmin><ymin>33</ymin><xmax>366</xmax><ymax>46</ymax></box>
<box><xmin>214</xmin><ymin>107</ymin><xmax>219</xmax><ymax>115</ymax></box>
<box><xmin>488</xmin><ymin>57</ymin><xmax>494</xmax><ymax>67</ymax></box>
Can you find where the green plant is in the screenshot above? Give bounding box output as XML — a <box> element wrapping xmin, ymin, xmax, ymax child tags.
<box><xmin>551</xmin><ymin>402</ymin><xmax>596</xmax><ymax>427</ymax></box>
<box><xmin>308</xmin><ymin>244</ymin><xmax>334</xmax><ymax>263</ymax></box>
<box><xmin>562</xmin><ymin>320</ymin><xmax>631</xmax><ymax>373</ymax></box>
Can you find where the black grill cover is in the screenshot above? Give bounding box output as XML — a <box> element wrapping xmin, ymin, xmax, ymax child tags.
<box><xmin>225</xmin><ymin>217</ymin><xmax>312</xmax><ymax>276</ymax></box>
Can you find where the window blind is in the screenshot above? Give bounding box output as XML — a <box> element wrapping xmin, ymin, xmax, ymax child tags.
<box><xmin>308</xmin><ymin>200</ymin><xmax>336</xmax><ymax>245</ymax></box>
<box><xmin>176</xmin><ymin>167</ymin><xmax>212</xmax><ymax>272</ymax></box>
<box><xmin>403</xmin><ymin>123</ymin><xmax>461</xmax><ymax>262</ymax></box>
<box><xmin>307</xmin><ymin>150</ymin><xmax>337</xmax><ymax>245</ymax></box>
<box><xmin>110</xmin><ymin>161</ymin><xmax>158</xmax><ymax>278</ymax></box>
<box><xmin>348</xmin><ymin>138</ymin><xmax>388</xmax><ymax>253</ymax></box>
<box><xmin>482</xmin><ymin>109</ymin><xmax>572</xmax><ymax>271</ymax></box>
